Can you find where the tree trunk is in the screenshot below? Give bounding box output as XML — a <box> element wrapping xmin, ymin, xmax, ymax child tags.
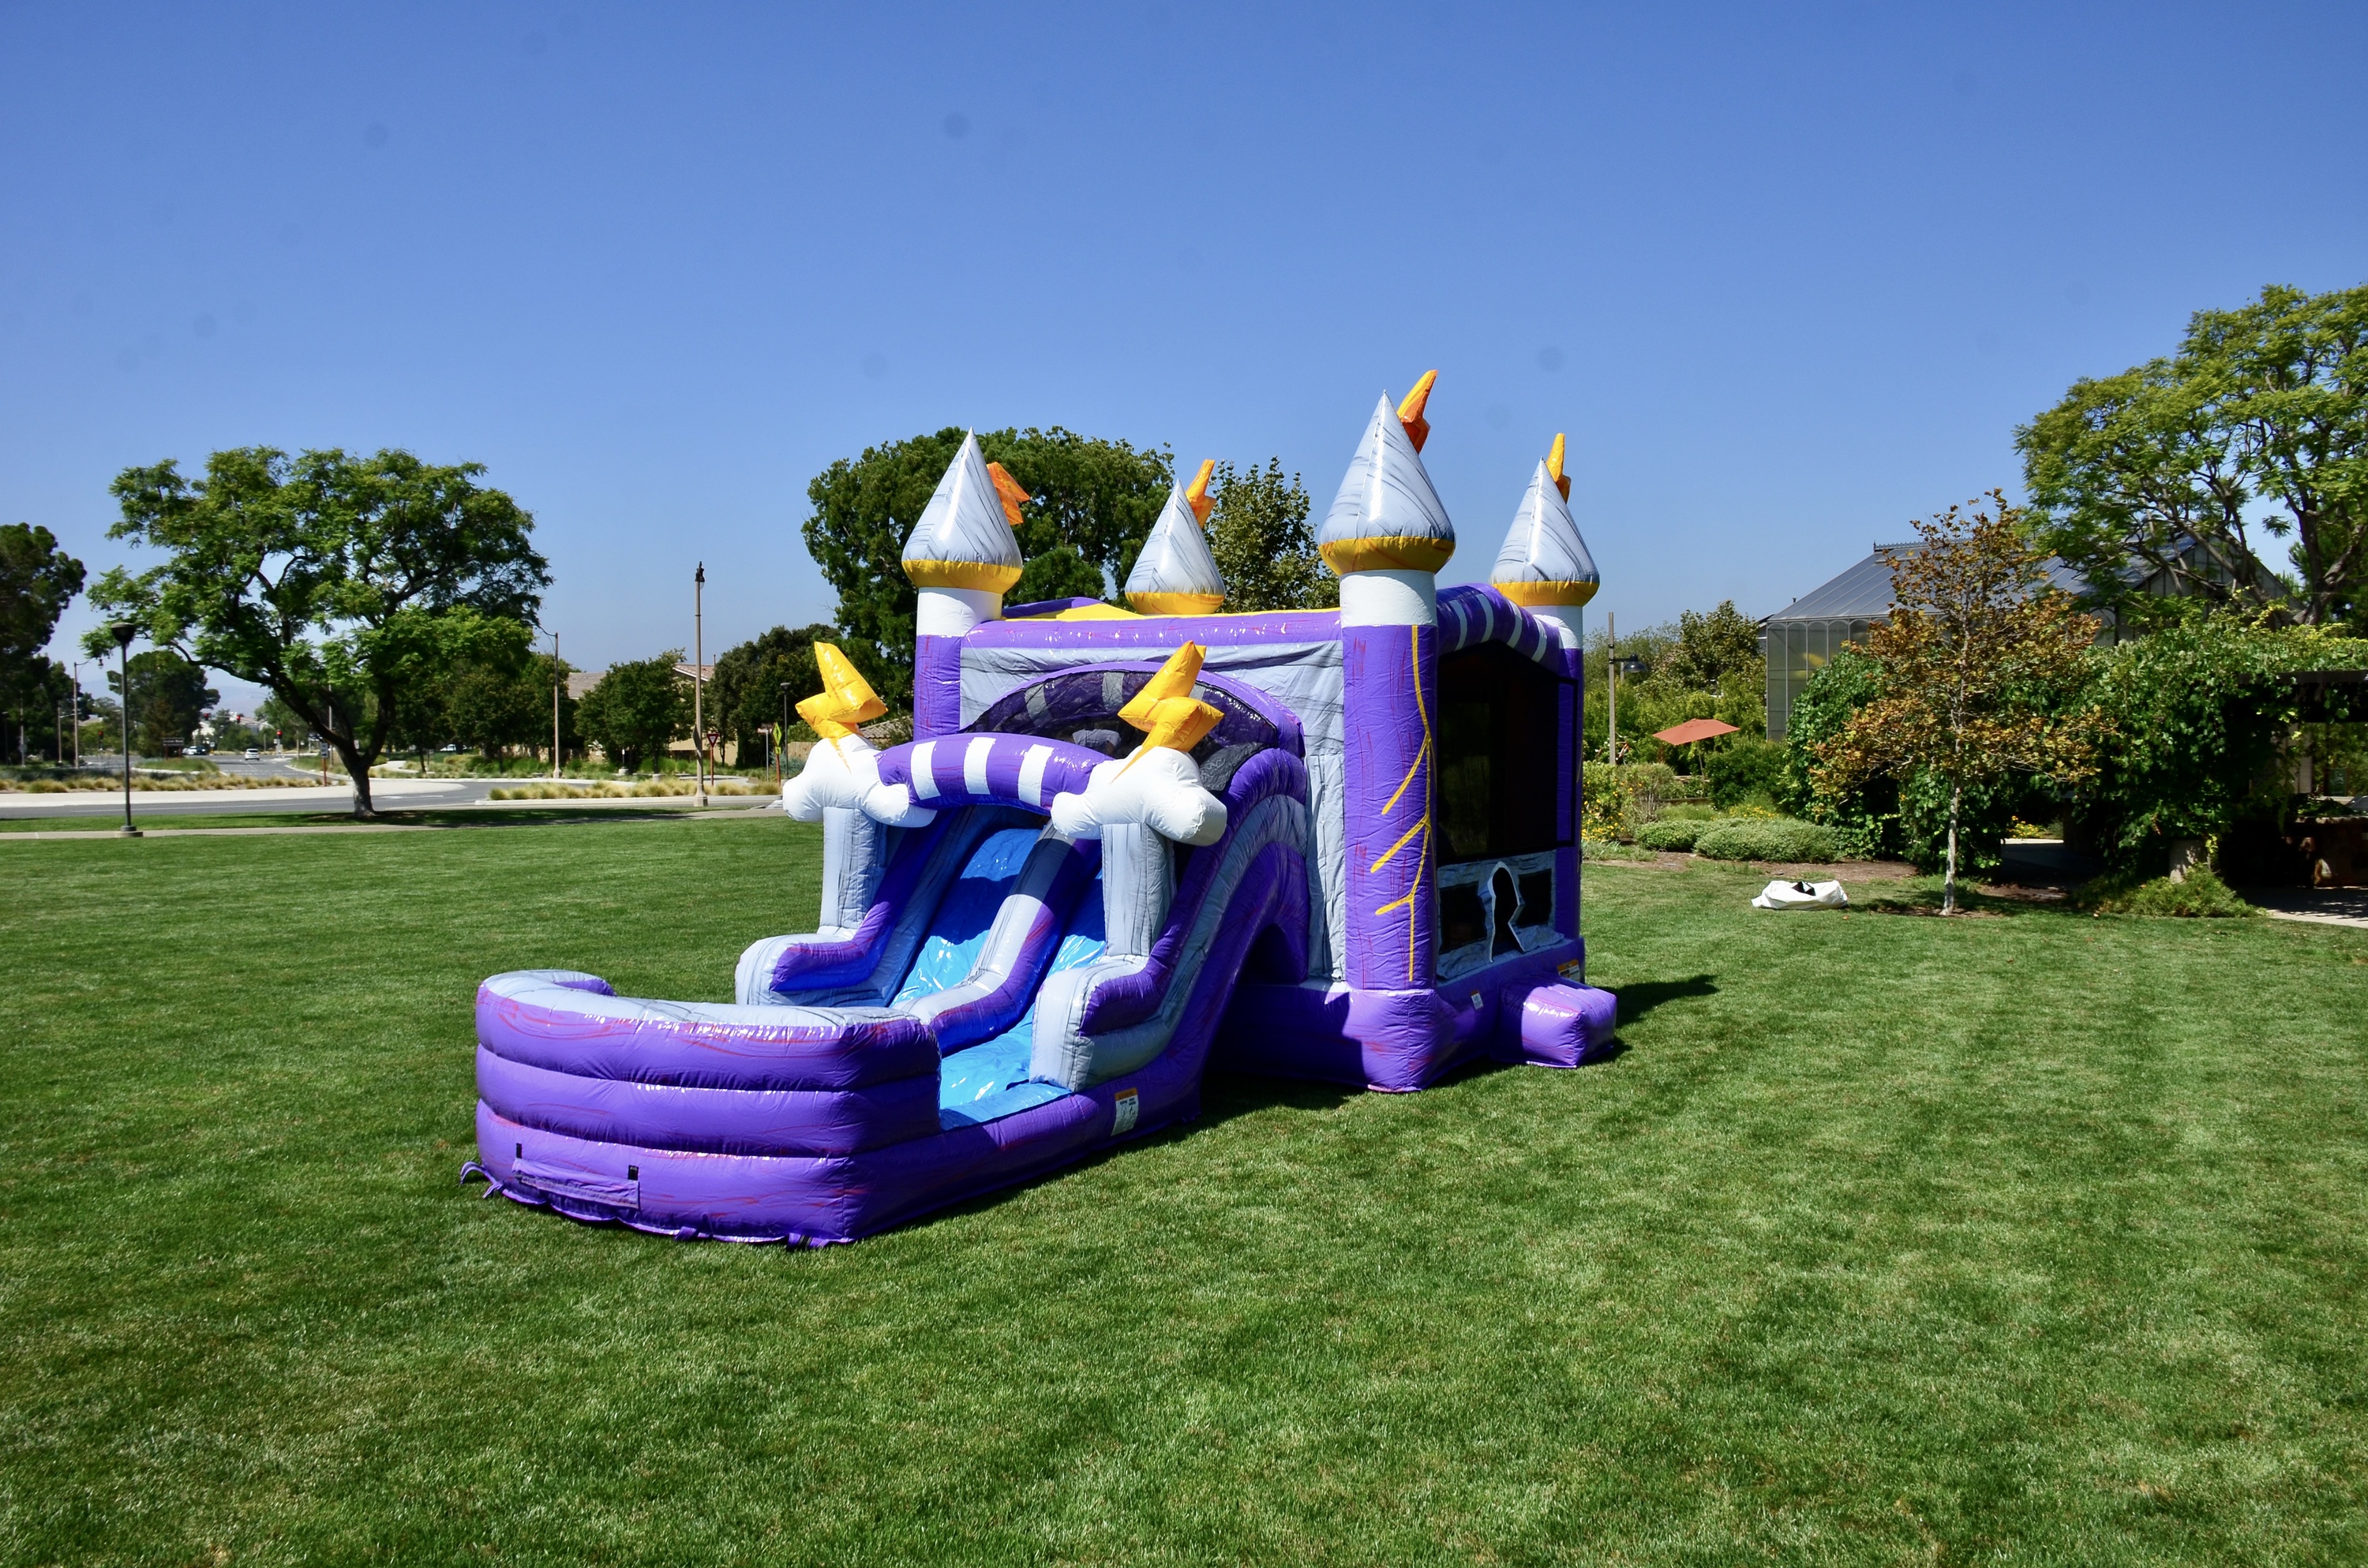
<box><xmin>332</xmin><ymin>734</ymin><xmax>377</xmax><ymax>818</ymax></box>
<box><xmin>1943</xmin><ymin>779</ymin><xmax>1963</xmax><ymax>915</ymax></box>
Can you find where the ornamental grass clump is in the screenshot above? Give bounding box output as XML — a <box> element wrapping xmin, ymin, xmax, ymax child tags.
<box><xmin>2075</xmin><ymin>866</ymin><xmax>2258</xmax><ymax>918</ymax></box>
<box><xmin>1692</xmin><ymin>818</ymin><xmax>1838</xmax><ymax>863</ymax></box>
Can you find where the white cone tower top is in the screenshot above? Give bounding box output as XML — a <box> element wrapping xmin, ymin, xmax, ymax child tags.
<box><xmin>1489</xmin><ymin>436</ymin><xmax>1598</xmax><ymax>609</ymax></box>
<box><xmin>901</xmin><ymin>432</ymin><xmax>1023</xmax><ymax>595</ymax></box>
<box><xmin>1125</xmin><ymin>482</ymin><xmax>1227</xmax><ymax>615</ymax></box>
<box><xmin>1316</xmin><ymin>388</ymin><xmax>1456</xmax><ymax>578</ymax></box>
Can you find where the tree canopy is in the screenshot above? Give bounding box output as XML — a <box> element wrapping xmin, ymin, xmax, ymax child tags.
<box><xmin>0</xmin><ymin>522</ymin><xmax>86</xmax><ymax>739</ymax></box>
<box><xmin>1205</xmin><ymin>458</ymin><xmax>1334</xmax><ymax>613</ymax></box>
<box><xmin>89</xmin><ymin>447</ymin><xmax>548</xmax><ymax>815</ymax></box>
<box><xmin>577</xmin><ymin>652</ymin><xmax>688</xmax><ymax>772</ymax></box>
<box><xmin>803</xmin><ymin>428</ymin><xmax>1174</xmax><ymax>699</ymax></box>
<box><xmin>709</xmin><ymin>624</ymin><xmax>846</xmax><ymax>757</ymax></box>
<box><xmin>2018</xmin><ymin>282</ymin><xmax>2368</xmax><ymax>630</ymax></box>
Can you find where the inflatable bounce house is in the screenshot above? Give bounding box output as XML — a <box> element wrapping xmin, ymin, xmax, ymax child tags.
<box><xmin>465</xmin><ymin>376</ymin><xmax>1617</xmax><ymax>1244</ymax></box>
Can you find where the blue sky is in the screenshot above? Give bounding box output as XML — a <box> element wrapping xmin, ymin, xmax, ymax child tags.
<box><xmin>4</xmin><ymin>2</ymin><xmax>2362</xmax><ymax>703</ymax></box>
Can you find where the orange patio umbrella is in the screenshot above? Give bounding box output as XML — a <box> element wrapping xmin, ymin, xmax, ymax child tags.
<box><xmin>1651</xmin><ymin>717</ymin><xmax>1739</xmax><ymax>762</ymax></box>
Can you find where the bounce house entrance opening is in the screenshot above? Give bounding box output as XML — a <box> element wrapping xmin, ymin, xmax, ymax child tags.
<box><xmin>1435</xmin><ymin>642</ymin><xmax>1571</xmax><ymax>980</ymax></box>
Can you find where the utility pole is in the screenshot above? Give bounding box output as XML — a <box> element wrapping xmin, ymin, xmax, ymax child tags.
<box><xmin>692</xmin><ymin>563</ymin><xmax>707</xmax><ymax>807</ymax></box>
<box><xmin>779</xmin><ymin>682</ymin><xmax>792</xmax><ymax>784</ymax></box>
<box><xmin>551</xmin><ymin>630</ymin><xmax>562</xmax><ymax>781</ymax></box>
<box><xmin>69</xmin><ymin>662</ymin><xmax>81</xmax><ymax>769</ymax></box>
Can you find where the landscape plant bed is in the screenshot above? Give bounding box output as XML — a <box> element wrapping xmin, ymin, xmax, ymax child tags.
<box><xmin>4</xmin><ymin>829</ymin><xmax>2366</xmax><ymax>1562</ymax></box>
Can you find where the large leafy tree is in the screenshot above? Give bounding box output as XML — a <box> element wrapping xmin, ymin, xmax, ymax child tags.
<box><xmin>1205</xmin><ymin>458</ymin><xmax>1335</xmax><ymax>612</ymax></box>
<box><xmin>88</xmin><ymin>447</ymin><xmax>548</xmax><ymax>816</ymax></box>
<box><xmin>2018</xmin><ymin>283</ymin><xmax>2368</xmax><ymax>628</ymax></box>
<box><xmin>803</xmin><ymin>428</ymin><xmax>1175</xmax><ymax>700</ymax></box>
<box><xmin>1814</xmin><ymin>493</ymin><xmax>2107</xmax><ymax>912</ymax></box>
<box><xmin>576</xmin><ymin>652</ymin><xmax>688</xmax><ymax>772</ymax></box>
<box><xmin>0</xmin><ymin>523</ymin><xmax>87</xmax><ymax>743</ymax></box>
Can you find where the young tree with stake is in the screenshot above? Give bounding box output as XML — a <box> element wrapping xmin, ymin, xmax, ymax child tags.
<box><xmin>1814</xmin><ymin>492</ymin><xmax>2107</xmax><ymax>913</ymax></box>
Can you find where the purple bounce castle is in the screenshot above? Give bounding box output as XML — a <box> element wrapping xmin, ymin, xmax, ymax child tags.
<box><xmin>464</xmin><ymin>379</ymin><xmax>1618</xmax><ymax>1244</ymax></box>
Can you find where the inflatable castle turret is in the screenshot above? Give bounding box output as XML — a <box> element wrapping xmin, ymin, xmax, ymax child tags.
<box><xmin>903</xmin><ymin>431</ymin><xmax>1025</xmax><ymax>736</ymax></box>
<box><xmin>1317</xmin><ymin>374</ymin><xmax>1455</xmax><ymax>1001</ymax></box>
<box><xmin>1486</xmin><ymin>432</ymin><xmax>1599</xmax><ymax>950</ymax></box>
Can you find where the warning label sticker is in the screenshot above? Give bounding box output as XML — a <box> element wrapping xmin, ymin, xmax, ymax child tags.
<box><xmin>1111</xmin><ymin>1087</ymin><xmax>1139</xmax><ymax>1136</ymax></box>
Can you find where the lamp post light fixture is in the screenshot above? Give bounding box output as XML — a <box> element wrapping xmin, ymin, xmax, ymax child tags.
<box><xmin>109</xmin><ymin>621</ymin><xmax>140</xmax><ymax>837</ymax></box>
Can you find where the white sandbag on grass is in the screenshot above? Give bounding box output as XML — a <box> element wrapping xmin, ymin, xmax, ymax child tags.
<box><xmin>1752</xmin><ymin>878</ymin><xmax>1848</xmax><ymax>911</ymax></box>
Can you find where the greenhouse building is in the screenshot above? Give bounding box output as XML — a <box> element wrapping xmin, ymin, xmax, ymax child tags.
<box><xmin>1762</xmin><ymin>541</ymin><xmax>2096</xmax><ymax>739</ymax></box>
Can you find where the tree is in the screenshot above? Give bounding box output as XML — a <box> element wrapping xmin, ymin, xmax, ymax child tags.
<box><xmin>2018</xmin><ymin>283</ymin><xmax>2368</xmax><ymax>629</ymax></box>
<box><xmin>803</xmin><ymin>428</ymin><xmax>1174</xmax><ymax>700</ymax></box>
<box><xmin>88</xmin><ymin>447</ymin><xmax>548</xmax><ymax>817</ymax></box>
<box><xmin>107</xmin><ymin>649</ymin><xmax>218</xmax><ymax>756</ymax></box>
<box><xmin>2070</xmin><ymin>610</ymin><xmax>2368</xmax><ymax>870</ymax></box>
<box><xmin>1665</xmin><ymin>600</ymin><xmax>1762</xmax><ymax>695</ymax></box>
<box><xmin>577</xmin><ymin>652</ymin><xmax>688</xmax><ymax>771</ymax></box>
<box><xmin>1205</xmin><ymin>458</ymin><xmax>1336</xmax><ymax>612</ymax></box>
<box><xmin>1814</xmin><ymin>493</ymin><xmax>2106</xmax><ymax>912</ymax></box>
<box><xmin>1</xmin><ymin>523</ymin><xmax>86</xmax><ymax>736</ymax></box>
<box><xmin>710</xmin><ymin>624</ymin><xmax>838</xmax><ymax>758</ymax></box>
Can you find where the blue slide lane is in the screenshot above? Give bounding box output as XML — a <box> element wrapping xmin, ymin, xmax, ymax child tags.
<box><xmin>939</xmin><ymin>877</ymin><xmax>1107</xmax><ymax>1128</ymax></box>
<box><xmin>890</xmin><ymin>829</ymin><xmax>1043</xmax><ymax>1006</ymax></box>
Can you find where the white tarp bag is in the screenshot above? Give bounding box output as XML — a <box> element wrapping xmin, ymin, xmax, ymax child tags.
<box><xmin>1752</xmin><ymin>878</ymin><xmax>1848</xmax><ymax>911</ymax></box>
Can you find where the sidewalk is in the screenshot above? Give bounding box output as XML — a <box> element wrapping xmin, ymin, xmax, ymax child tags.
<box><xmin>2239</xmin><ymin>887</ymin><xmax>2368</xmax><ymax>930</ymax></box>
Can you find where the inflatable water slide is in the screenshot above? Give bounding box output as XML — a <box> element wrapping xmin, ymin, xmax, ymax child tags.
<box><xmin>464</xmin><ymin>379</ymin><xmax>1620</xmax><ymax>1244</ymax></box>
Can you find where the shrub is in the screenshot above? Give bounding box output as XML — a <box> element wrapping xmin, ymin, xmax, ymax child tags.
<box><xmin>1693</xmin><ymin>817</ymin><xmax>1838</xmax><ymax>863</ymax></box>
<box><xmin>1636</xmin><ymin>818</ymin><xmax>1705</xmax><ymax>851</ymax></box>
<box><xmin>2074</xmin><ymin>866</ymin><xmax>2257</xmax><ymax>918</ymax></box>
<box><xmin>1581</xmin><ymin>762</ymin><xmax>1680</xmax><ymax>840</ymax></box>
<box><xmin>1580</xmin><ymin>837</ymin><xmax>1658</xmax><ymax>863</ymax></box>
<box><xmin>1706</xmin><ymin>737</ymin><xmax>1785</xmax><ymax>808</ymax></box>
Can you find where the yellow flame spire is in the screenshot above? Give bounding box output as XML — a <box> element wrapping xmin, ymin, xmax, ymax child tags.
<box><xmin>1546</xmin><ymin>432</ymin><xmax>1569</xmax><ymax>500</ymax></box>
<box><xmin>1396</xmin><ymin>369</ymin><xmax>1437</xmax><ymax>452</ymax></box>
<box><xmin>984</xmin><ymin>462</ymin><xmax>1032</xmax><ymax>532</ymax></box>
<box><xmin>1117</xmin><ymin>642</ymin><xmax>1223</xmax><ymax>756</ymax></box>
<box><xmin>1184</xmin><ymin>458</ymin><xmax>1216</xmax><ymax>525</ymax></box>
<box><xmin>795</xmin><ymin>643</ymin><xmax>888</xmax><ymax>742</ymax></box>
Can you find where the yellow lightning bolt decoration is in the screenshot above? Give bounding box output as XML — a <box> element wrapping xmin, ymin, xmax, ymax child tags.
<box><xmin>796</xmin><ymin>643</ymin><xmax>888</xmax><ymax>754</ymax></box>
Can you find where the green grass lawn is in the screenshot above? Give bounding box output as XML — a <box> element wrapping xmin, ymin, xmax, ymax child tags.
<box><xmin>4</xmin><ymin>821</ymin><xmax>2366</xmax><ymax>1565</ymax></box>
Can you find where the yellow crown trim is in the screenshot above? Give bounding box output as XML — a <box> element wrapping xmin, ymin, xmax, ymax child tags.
<box><xmin>1493</xmin><ymin>578</ymin><xmax>1599</xmax><ymax>608</ymax></box>
<box><xmin>1320</xmin><ymin>536</ymin><xmax>1456</xmax><ymax>576</ymax></box>
<box><xmin>903</xmin><ymin>559</ymin><xmax>1023</xmax><ymax>593</ymax></box>
<box><xmin>1126</xmin><ymin>591</ymin><xmax>1227</xmax><ymax>616</ymax></box>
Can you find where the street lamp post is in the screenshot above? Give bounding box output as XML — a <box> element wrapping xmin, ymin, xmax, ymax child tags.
<box><xmin>778</xmin><ymin>682</ymin><xmax>792</xmax><ymax>785</ymax></box>
<box><xmin>110</xmin><ymin>622</ymin><xmax>140</xmax><ymax>837</ymax></box>
<box><xmin>69</xmin><ymin>661</ymin><xmax>82</xmax><ymax>769</ymax></box>
<box><xmin>550</xmin><ymin>630</ymin><xmax>562</xmax><ymax>782</ymax></box>
<box><xmin>692</xmin><ymin>563</ymin><xmax>707</xmax><ymax>807</ymax></box>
